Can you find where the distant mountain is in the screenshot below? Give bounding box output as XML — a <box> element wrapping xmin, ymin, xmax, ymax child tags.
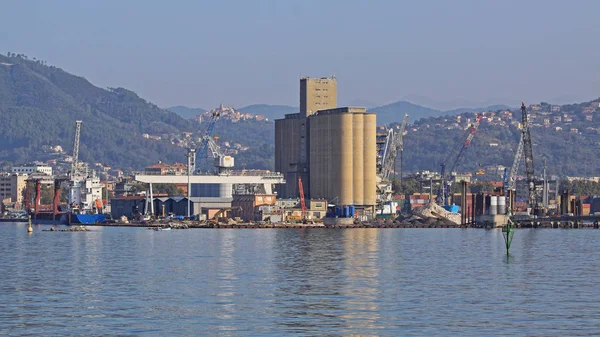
<box><xmin>401</xmin><ymin>95</ymin><xmax>519</xmax><ymax>111</ymax></box>
<box><xmin>444</xmin><ymin>104</ymin><xmax>513</xmax><ymax>115</ymax></box>
<box><xmin>237</xmin><ymin>104</ymin><xmax>297</xmax><ymax>120</ymax></box>
<box><xmin>369</xmin><ymin>101</ymin><xmax>442</xmax><ymax>124</ymax></box>
<box><xmin>167</xmin><ymin>106</ymin><xmax>206</xmax><ymax>119</ymax></box>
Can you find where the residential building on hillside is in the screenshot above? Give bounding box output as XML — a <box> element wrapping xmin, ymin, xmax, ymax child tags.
<box><xmin>144</xmin><ymin>161</ymin><xmax>187</xmax><ymax>175</ymax></box>
<box><xmin>12</xmin><ymin>164</ymin><xmax>52</xmax><ymax>176</ymax></box>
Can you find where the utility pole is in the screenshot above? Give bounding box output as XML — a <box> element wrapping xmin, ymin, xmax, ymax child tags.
<box><xmin>543</xmin><ymin>158</ymin><xmax>549</xmax><ymax>209</ymax></box>
<box><xmin>186</xmin><ymin>148</ymin><xmax>195</xmax><ymax>219</ymax></box>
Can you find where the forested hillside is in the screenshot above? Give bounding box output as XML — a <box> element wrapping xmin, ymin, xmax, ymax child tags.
<box><xmin>0</xmin><ymin>53</ymin><xmax>193</xmax><ymax>168</ymax></box>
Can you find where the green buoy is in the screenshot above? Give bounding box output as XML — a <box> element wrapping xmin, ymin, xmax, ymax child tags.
<box><xmin>501</xmin><ymin>220</ymin><xmax>514</xmax><ymax>255</ymax></box>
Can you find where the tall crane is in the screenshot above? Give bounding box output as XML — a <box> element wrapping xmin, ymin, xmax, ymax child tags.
<box><xmin>192</xmin><ymin>110</ymin><xmax>220</xmax><ymax>173</ymax></box>
<box><xmin>521</xmin><ymin>103</ymin><xmax>537</xmax><ymax>210</ymax></box>
<box><xmin>506</xmin><ymin>133</ymin><xmax>524</xmax><ymax>192</ymax></box>
<box><xmin>71</xmin><ymin>120</ymin><xmax>82</xmax><ymax>179</ymax></box>
<box><xmin>436</xmin><ymin>115</ymin><xmax>482</xmax><ymax>206</ymax></box>
<box><xmin>380</xmin><ymin>114</ymin><xmax>409</xmax><ymax>182</ymax></box>
<box><xmin>204</xmin><ymin>135</ymin><xmax>234</xmax><ymax>174</ymax></box>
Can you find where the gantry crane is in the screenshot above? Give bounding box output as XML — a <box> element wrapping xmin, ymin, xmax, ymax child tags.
<box><xmin>521</xmin><ymin>103</ymin><xmax>537</xmax><ymax>211</ymax></box>
<box><xmin>436</xmin><ymin>114</ymin><xmax>482</xmax><ymax>206</ymax></box>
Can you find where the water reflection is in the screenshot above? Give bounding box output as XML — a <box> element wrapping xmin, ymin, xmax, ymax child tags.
<box><xmin>341</xmin><ymin>229</ymin><xmax>381</xmax><ymax>331</ymax></box>
<box><xmin>2</xmin><ymin>225</ymin><xmax>600</xmax><ymax>336</ymax></box>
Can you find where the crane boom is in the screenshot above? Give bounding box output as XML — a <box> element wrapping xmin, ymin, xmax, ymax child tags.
<box><xmin>521</xmin><ymin>103</ymin><xmax>537</xmax><ymax>209</ymax></box>
<box><xmin>71</xmin><ymin>120</ymin><xmax>82</xmax><ymax>179</ymax></box>
<box><xmin>380</xmin><ymin>114</ymin><xmax>409</xmax><ymax>181</ymax></box>
<box><xmin>507</xmin><ymin>133</ymin><xmax>524</xmax><ymax>192</ymax></box>
<box><xmin>298</xmin><ymin>177</ymin><xmax>306</xmax><ymax>218</ymax></box>
<box><xmin>436</xmin><ymin>115</ymin><xmax>482</xmax><ymax>206</ymax></box>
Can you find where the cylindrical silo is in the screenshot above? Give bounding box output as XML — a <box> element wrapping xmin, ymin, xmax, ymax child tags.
<box><xmin>489</xmin><ymin>196</ymin><xmax>498</xmax><ymax>215</ymax></box>
<box><xmin>309</xmin><ymin>115</ymin><xmax>324</xmax><ymax>199</ymax></box>
<box><xmin>338</xmin><ymin>113</ymin><xmax>354</xmax><ymax>206</ymax></box>
<box><xmin>352</xmin><ymin>113</ymin><xmax>364</xmax><ymax>205</ymax></box>
<box><xmin>363</xmin><ymin>113</ymin><xmax>377</xmax><ymax>207</ymax></box>
<box><xmin>497</xmin><ymin>196</ymin><xmax>506</xmax><ymax>215</ymax></box>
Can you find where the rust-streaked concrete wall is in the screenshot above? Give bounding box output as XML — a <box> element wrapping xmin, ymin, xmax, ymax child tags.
<box><xmin>352</xmin><ymin>113</ymin><xmax>364</xmax><ymax>205</ymax></box>
<box><xmin>363</xmin><ymin>113</ymin><xmax>377</xmax><ymax>207</ymax></box>
<box><xmin>300</xmin><ymin>77</ymin><xmax>337</xmax><ymax>117</ymax></box>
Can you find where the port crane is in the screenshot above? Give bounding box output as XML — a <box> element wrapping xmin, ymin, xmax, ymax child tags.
<box><xmin>376</xmin><ymin>114</ymin><xmax>409</xmax><ymax>212</ymax></box>
<box><xmin>190</xmin><ymin>110</ymin><xmax>221</xmax><ymax>174</ymax></box>
<box><xmin>520</xmin><ymin>103</ymin><xmax>537</xmax><ymax>212</ymax></box>
<box><xmin>380</xmin><ymin>114</ymin><xmax>409</xmax><ymax>182</ymax></box>
<box><xmin>70</xmin><ymin>120</ymin><xmax>82</xmax><ymax>179</ymax></box>
<box><xmin>436</xmin><ymin>114</ymin><xmax>482</xmax><ymax>206</ymax></box>
<box><xmin>503</xmin><ymin>133</ymin><xmax>523</xmax><ymax>212</ymax></box>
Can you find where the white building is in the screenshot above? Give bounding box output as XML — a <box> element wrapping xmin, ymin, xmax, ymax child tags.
<box><xmin>12</xmin><ymin>164</ymin><xmax>53</xmax><ymax>176</ymax></box>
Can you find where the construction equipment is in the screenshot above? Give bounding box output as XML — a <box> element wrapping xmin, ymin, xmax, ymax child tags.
<box><xmin>298</xmin><ymin>177</ymin><xmax>307</xmax><ymax>221</ymax></box>
<box><xmin>521</xmin><ymin>103</ymin><xmax>537</xmax><ymax>212</ymax></box>
<box><xmin>436</xmin><ymin>115</ymin><xmax>483</xmax><ymax>206</ymax></box>
<box><xmin>71</xmin><ymin>121</ymin><xmax>82</xmax><ymax>179</ymax></box>
<box><xmin>476</xmin><ymin>163</ymin><xmax>485</xmax><ymax>175</ymax></box>
<box><xmin>207</xmin><ymin>206</ymin><xmax>242</xmax><ymax>225</ymax></box>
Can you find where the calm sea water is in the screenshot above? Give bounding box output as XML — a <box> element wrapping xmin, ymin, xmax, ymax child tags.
<box><xmin>1</xmin><ymin>224</ymin><xmax>599</xmax><ymax>336</ymax></box>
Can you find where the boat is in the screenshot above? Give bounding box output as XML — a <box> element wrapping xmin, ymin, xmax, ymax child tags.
<box><xmin>63</xmin><ymin>167</ymin><xmax>107</xmax><ymax>225</ymax></box>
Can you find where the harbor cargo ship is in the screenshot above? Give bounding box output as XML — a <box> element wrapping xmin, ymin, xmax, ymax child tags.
<box><xmin>30</xmin><ymin>169</ymin><xmax>106</xmax><ymax>225</ymax></box>
<box><xmin>30</xmin><ymin>121</ymin><xmax>107</xmax><ymax>225</ymax></box>
<box><xmin>64</xmin><ymin>168</ymin><xmax>106</xmax><ymax>224</ymax></box>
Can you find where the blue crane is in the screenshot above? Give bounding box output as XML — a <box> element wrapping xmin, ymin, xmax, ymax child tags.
<box><xmin>436</xmin><ymin>114</ymin><xmax>482</xmax><ymax>206</ymax></box>
<box><xmin>191</xmin><ymin>110</ymin><xmax>220</xmax><ymax>173</ymax></box>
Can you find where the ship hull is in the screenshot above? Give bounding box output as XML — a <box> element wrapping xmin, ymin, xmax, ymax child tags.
<box><xmin>66</xmin><ymin>213</ymin><xmax>107</xmax><ymax>225</ymax></box>
<box><xmin>31</xmin><ymin>213</ymin><xmax>67</xmax><ymax>225</ymax></box>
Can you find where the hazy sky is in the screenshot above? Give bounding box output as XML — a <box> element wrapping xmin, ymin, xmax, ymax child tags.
<box><xmin>2</xmin><ymin>0</ymin><xmax>599</xmax><ymax>110</ymax></box>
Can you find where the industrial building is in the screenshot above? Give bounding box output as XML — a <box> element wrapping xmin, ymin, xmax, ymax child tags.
<box><xmin>308</xmin><ymin>107</ymin><xmax>377</xmax><ymax>209</ymax></box>
<box><xmin>275</xmin><ymin>76</ymin><xmax>338</xmax><ymax>198</ymax></box>
<box><xmin>275</xmin><ymin>76</ymin><xmax>377</xmax><ymax>214</ymax></box>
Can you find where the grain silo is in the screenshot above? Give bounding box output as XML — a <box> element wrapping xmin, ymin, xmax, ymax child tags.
<box><xmin>308</xmin><ymin>107</ymin><xmax>376</xmax><ymax>211</ymax></box>
<box><xmin>352</xmin><ymin>113</ymin><xmax>364</xmax><ymax>205</ymax></box>
<box><xmin>363</xmin><ymin>113</ymin><xmax>377</xmax><ymax>207</ymax></box>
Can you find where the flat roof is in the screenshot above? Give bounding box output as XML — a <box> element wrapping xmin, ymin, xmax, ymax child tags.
<box><xmin>311</xmin><ymin>107</ymin><xmax>369</xmax><ymax>115</ymax></box>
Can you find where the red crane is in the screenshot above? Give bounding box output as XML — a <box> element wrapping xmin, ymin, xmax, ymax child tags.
<box><xmin>298</xmin><ymin>177</ymin><xmax>307</xmax><ymax>218</ymax></box>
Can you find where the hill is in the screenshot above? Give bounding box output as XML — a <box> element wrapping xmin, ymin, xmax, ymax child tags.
<box><xmin>167</xmin><ymin>106</ymin><xmax>206</xmax><ymax>119</ymax></box>
<box><xmin>369</xmin><ymin>101</ymin><xmax>442</xmax><ymax>124</ymax></box>
<box><xmin>444</xmin><ymin>104</ymin><xmax>513</xmax><ymax>115</ymax></box>
<box><xmin>237</xmin><ymin>104</ymin><xmax>297</xmax><ymax>120</ymax></box>
<box><xmin>0</xmin><ymin>53</ymin><xmax>192</xmax><ymax>169</ymax></box>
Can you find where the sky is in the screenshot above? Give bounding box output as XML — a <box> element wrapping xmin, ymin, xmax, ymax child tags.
<box><xmin>2</xmin><ymin>0</ymin><xmax>600</xmax><ymax>110</ymax></box>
